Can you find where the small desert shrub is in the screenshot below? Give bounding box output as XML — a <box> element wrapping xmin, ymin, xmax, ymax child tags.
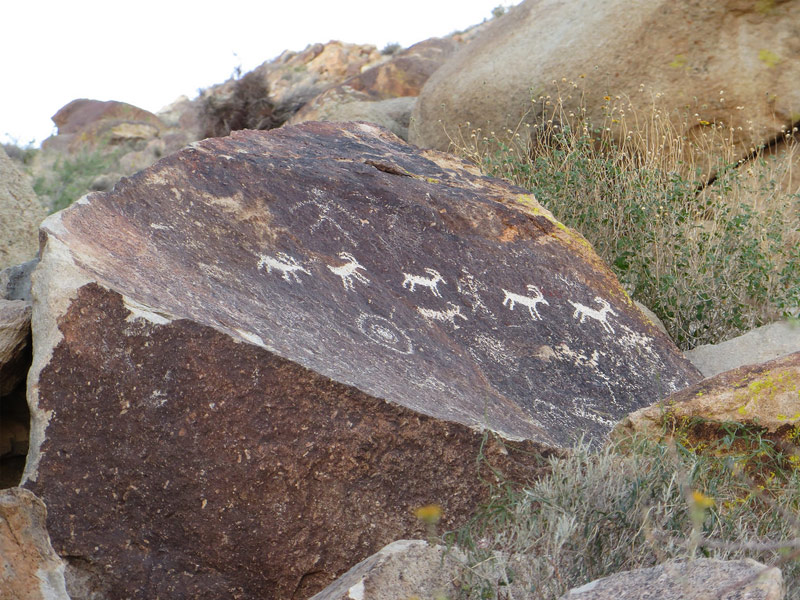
<box><xmin>455</xmin><ymin>89</ymin><xmax>800</xmax><ymax>349</ymax></box>
<box><xmin>491</xmin><ymin>5</ymin><xmax>508</xmax><ymax>18</ymax></box>
<box><xmin>450</xmin><ymin>425</ymin><xmax>800</xmax><ymax>599</ymax></box>
<box><xmin>34</xmin><ymin>149</ymin><xmax>117</xmax><ymax>213</ymax></box>
<box><xmin>2</xmin><ymin>141</ymin><xmax>38</xmax><ymax>165</ymax></box>
<box><xmin>200</xmin><ymin>70</ymin><xmax>280</xmax><ymax>138</ymax></box>
<box><xmin>381</xmin><ymin>42</ymin><xmax>402</xmax><ymax>55</ymax></box>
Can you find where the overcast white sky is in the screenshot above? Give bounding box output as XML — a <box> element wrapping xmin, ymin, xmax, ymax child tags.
<box><xmin>2</xmin><ymin>0</ymin><xmax>508</xmax><ymax>147</ymax></box>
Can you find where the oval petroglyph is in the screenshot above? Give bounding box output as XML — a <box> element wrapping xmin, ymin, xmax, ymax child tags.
<box><xmin>356</xmin><ymin>314</ymin><xmax>413</xmax><ymax>355</ymax></box>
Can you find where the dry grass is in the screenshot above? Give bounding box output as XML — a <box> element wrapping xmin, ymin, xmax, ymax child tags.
<box><xmin>449</xmin><ymin>426</ymin><xmax>800</xmax><ymax>599</ymax></box>
<box><xmin>452</xmin><ymin>82</ymin><xmax>800</xmax><ymax>349</ymax></box>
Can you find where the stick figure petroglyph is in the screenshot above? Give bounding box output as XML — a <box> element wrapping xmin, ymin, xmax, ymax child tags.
<box><xmin>569</xmin><ymin>296</ymin><xmax>617</xmax><ymax>334</ymax></box>
<box><xmin>502</xmin><ymin>285</ymin><xmax>549</xmax><ymax>321</ymax></box>
<box><xmin>457</xmin><ymin>269</ymin><xmax>494</xmax><ymax>318</ymax></box>
<box><xmin>327</xmin><ymin>252</ymin><xmax>370</xmax><ymax>291</ymax></box>
<box><xmin>402</xmin><ymin>268</ymin><xmax>446</xmax><ymax>297</ymax></box>
<box><xmin>417</xmin><ymin>302</ymin><xmax>468</xmax><ymax>330</ymax></box>
<box><xmin>290</xmin><ymin>188</ymin><xmax>358</xmax><ymax>245</ymax></box>
<box><xmin>257</xmin><ymin>252</ymin><xmax>311</xmax><ymax>283</ymax></box>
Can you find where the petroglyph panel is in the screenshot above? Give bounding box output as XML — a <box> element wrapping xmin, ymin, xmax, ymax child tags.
<box><xmin>39</xmin><ymin>121</ymin><xmax>701</xmax><ymax>453</ymax></box>
<box><xmin>30</xmin><ymin>122</ymin><xmax>703</xmax><ymax>600</ymax></box>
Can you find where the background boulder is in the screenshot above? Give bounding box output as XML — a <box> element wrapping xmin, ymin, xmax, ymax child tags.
<box><xmin>288</xmin><ymin>38</ymin><xmax>463</xmax><ymax>139</ymax></box>
<box><xmin>310</xmin><ymin>540</ymin><xmax>463</xmax><ymax>600</ymax></box>
<box><xmin>617</xmin><ymin>350</ymin><xmax>800</xmax><ymax>438</ymax></box>
<box><xmin>410</xmin><ymin>0</ymin><xmax>800</xmax><ymax>175</ymax></box>
<box><xmin>686</xmin><ymin>319</ymin><xmax>800</xmax><ymax>378</ymax></box>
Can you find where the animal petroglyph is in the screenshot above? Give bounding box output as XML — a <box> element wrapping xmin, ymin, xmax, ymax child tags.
<box><xmin>327</xmin><ymin>252</ymin><xmax>370</xmax><ymax>291</ymax></box>
<box><xmin>502</xmin><ymin>285</ymin><xmax>549</xmax><ymax>321</ymax></box>
<box><xmin>402</xmin><ymin>268</ymin><xmax>446</xmax><ymax>297</ymax></box>
<box><xmin>417</xmin><ymin>302</ymin><xmax>468</xmax><ymax>330</ymax></box>
<box><xmin>356</xmin><ymin>314</ymin><xmax>413</xmax><ymax>355</ymax></box>
<box><xmin>257</xmin><ymin>252</ymin><xmax>311</xmax><ymax>283</ymax></box>
<box><xmin>569</xmin><ymin>296</ymin><xmax>617</xmax><ymax>334</ymax></box>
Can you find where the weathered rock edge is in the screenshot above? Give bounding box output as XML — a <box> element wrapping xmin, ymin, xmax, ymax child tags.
<box><xmin>560</xmin><ymin>558</ymin><xmax>783</xmax><ymax>600</ymax></box>
<box><xmin>0</xmin><ymin>487</ymin><xmax>70</xmax><ymax>600</ymax></box>
<box><xmin>616</xmin><ymin>350</ymin><xmax>800</xmax><ymax>438</ymax></box>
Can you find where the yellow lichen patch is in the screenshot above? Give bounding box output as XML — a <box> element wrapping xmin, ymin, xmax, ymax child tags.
<box><xmin>669</xmin><ymin>54</ymin><xmax>688</xmax><ymax>69</ymax></box>
<box><xmin>758</xmin><ymin>49</ymin><xmax>781</xmax><ymax>68</ymax></box>
<box><xmin>756</xmin><ymin>0</ymin><xmax>776</xmax><ymax>13</ymax></box>
<box><xmin>513</xmin><ymin>194</ymin><xmax>596</xmax><ymax>252</ymax></box>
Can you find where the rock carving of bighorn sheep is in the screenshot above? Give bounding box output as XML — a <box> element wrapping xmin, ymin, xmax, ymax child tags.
<box><xmin>327</xmin><ymin>252</ymin><xmax>370</xmax><ymax>291</ymax></box>
<box><xmin>569</xmin><ymin>296</ymin><xmax>617</xmax><ymax>334</ymax></box>
<box><xmin>502</xmin><ymin>285</ymin><xmax>549</xmax><ymax>321</ymax></box>
<box><xmin>402</xmin><ymin>268</ymin><xmax>446</xmax><ymax>297</ymax></box>
<box><xmin>417</xmin><ymin>302</ymin><xmax>468</xmax><ymax>330</ymax></box>
<box><xmin>257</xmin><ymin>252</ymin><xmax>311</xmax><ymax>283</ymax></box>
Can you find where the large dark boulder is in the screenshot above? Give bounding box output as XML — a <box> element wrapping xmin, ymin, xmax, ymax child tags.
<box><xmin>24</xmin><ymin>122</ymin><xmax>700</xmax><ymax>598</ymax></box>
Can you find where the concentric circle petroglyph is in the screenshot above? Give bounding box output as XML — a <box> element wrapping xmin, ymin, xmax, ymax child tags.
<box><xmin>356</xmin><ymin>314</ymin><xmax>413</xmax><ymax>354</ymax></box>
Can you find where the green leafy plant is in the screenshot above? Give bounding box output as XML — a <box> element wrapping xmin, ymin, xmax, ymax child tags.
<box><xmin>33</xmin><ymin>149</ymin><xmax>117</xmax><ymax>213</ymax></box>
<box><xmin>381</xmin><ymin>42</ymin><xmax>402</xmax><ymax>55</ymax></box>
<box><xmin>491</xmin><ymin>5</ymin><xmax>507</xmax><ymax>18</ymax></box>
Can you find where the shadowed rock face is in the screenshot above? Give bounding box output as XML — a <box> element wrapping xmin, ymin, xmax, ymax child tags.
<box><xmin>24</xmin><ymin>122</ymin><xmax>700</xmax><ymax>598</ymax></box>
